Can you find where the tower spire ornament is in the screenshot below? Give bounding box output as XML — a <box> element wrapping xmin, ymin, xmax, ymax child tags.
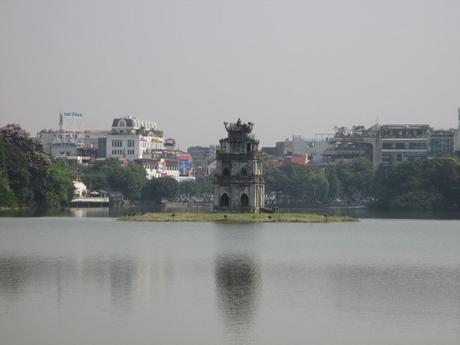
<box><xmin>457</xmin><ymin>107</ymin><xmax>460</xmax><ymax>129</ymax></box>
<box><xmin>214</xmin><ymin>119</ymin><xmax>265</xmax><ymax>212</ymax></box>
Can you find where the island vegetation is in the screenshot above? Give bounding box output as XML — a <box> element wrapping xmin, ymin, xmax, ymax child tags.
<box><xmin>120</xmin><ymin>212</ymin><xmax>357</xmax><ymax>223</ymax></box>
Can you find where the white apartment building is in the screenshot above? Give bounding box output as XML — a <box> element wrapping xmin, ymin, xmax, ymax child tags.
<box><xmin>142</xmin><ymin>158</ymin><xmax>180</xmax><ymax>180</ymax></box>
<box><xmin>106</xmin><ymin>116</ymin><xmax>164</xmax><ymax>160</ymax></box>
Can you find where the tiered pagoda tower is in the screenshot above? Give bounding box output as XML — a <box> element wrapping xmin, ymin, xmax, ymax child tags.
<box><xmin>214</xmin><ymin>119</ymin><xmax>265</xmax><ymax>212</ymax></box>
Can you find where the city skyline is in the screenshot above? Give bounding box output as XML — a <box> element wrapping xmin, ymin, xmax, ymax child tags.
<box><xmin>1</xmin><ymin>0</ymin><xmax>460</xmax><ymax>147</ymax></box>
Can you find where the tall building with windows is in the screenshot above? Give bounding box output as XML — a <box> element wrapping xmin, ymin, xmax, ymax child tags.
<box><xmin>188</xmin><ymin>145</ymin><xmax>216</xmax><ymax>177</ymax></box>
<box><xmin>430</xmin><ymin>129</ymin><xmax>456</xmax><ymax>155</ymax></box>
<box><xmin>214</xmin><ymin>119</ymin><xmax>265</xmax><ymax>212</ymax></box>
<box><xmin>325</xmin><ymin>124</ymin><xmax>437</xmax><ymax>167</ymax></box>
<box><xmin>380</xmin><ymin>124</ymin><xmax>431</xmax><ymax>163</ymax></box>
<box><xmin>106</xmin><ymin>116</ymin><xmax>164</xmax><ymax>160</ymax></box>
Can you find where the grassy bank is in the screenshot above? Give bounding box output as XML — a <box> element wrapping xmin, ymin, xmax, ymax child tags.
<box><xmin>119</xmin><ymin>212</ymin><xmax>357</xmax><ymax>223</ymax></box>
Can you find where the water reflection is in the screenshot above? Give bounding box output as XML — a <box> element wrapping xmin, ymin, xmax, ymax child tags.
<box><xmin>327</xmin><ymin>264</ymin><xmax>460</xmax><ymax>318</ymax></box>
<box><xmin>0</xmin><ymin>256</ymin><xmax>29</xmax><ymax>295</ymax></box>
<box><xmin>215</xmin><ymin>255</ymin><xmax>260</xmax><ymax>344</ymax></box>
<box><xmin>2</xmin><ymin>218</ymin><xmax>460</xmax><ymax>345</ymax></box>
<box><xmin>0</xmin><ymin>205</ymin><xmax>161</xmax><ymax>218</ymax></box>
<box><xmin>109</xmin><ymin>257</ymin><xmax>136</xmax><ymax>309</ymax></box>
<box><xmin>0</xmin><ymin>255</ymin><xmax>143</xmax><ymax>312</ymax></box>
<box><xmin>284</xmin><ymin>207</ymin><xmax>460</xmax><ymax>220</ymax></box>
<box><xmin>0</xmin><ymin>256</ymin><xmax>76</xmax><ymax>296</ymax></box>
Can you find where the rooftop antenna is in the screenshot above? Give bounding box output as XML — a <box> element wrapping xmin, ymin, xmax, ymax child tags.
<box><xmin>59</xmin><ymin>113</ymin><xmax>63</xmax><ymax>141</ymax></box>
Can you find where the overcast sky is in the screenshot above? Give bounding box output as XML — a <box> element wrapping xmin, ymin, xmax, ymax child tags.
<box><xmin>1</xmin><ymin>0</ymin><xmax>459</xmax><ymax>148</ymax></box>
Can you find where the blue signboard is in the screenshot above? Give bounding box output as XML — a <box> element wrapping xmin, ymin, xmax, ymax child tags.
<box><xmin>179</xmin><ymin>161</ymin><xmax>192</xmax><ymax>176</ymax></box>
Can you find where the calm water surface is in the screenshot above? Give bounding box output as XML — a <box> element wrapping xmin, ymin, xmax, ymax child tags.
<box><xmin>0</xmin><ymin>217</ymin><xmax>459</xmax><ymax>345</ymax></box>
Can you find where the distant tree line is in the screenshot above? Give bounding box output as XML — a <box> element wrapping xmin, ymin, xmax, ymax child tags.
<box><xmin>3</xmin><ymin>124</ymin><xmax>458</xmax><ymax>211</ymax></box>
<box><xmin>264</xmin><ymin>156</ymin><xmax>460</xmax><ymax>210</ymax></box>
<box><xmin>371</xmin><ymin>156</ymin><xmax>460</xmax><ymax>210</ymax></box>
<box><xmin>66</xmin><ymin>159</ymin><xmax>213</xmax><ymax>203</ymax></box>
<box><xmin>264</xmin><ymin>160</ymin><xmax>330</xmax><ymax>205</ymax></box>
<box><xmin>325</xmin><ymin>159</ymin><xmax>374</xmax><ymax>203</ymax></box>
<box><xmin>60</xmin><ymin>153</ymin><xmax>460</xmax><ymax>210</ymax></box>
<box><xmin>0</xmin><ymin>125</ymin><xmax>74</xmax><ymax>208</ymax></box>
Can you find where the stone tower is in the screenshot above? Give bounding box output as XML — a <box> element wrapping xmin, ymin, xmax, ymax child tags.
<box><xmin>458</xmin><ymin>107</ymin><xmax>460</xmax><ymax>129</ymax></box>
<box><xmin>214</xmin><ymin>119</ymin><xmax>265</xmax><ymax>212</ymax></box>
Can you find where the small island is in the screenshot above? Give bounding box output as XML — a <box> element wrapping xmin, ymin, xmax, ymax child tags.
<box><xmin>119</xmin><ymin>212</ymin><xmax>357</xmax><ymax>223</ymax></box>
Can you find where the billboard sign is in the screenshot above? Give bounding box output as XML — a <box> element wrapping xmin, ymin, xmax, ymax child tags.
<box><xmin>63</xmin><ymin>112</ymin><xmax>83</xmax><ymax>118</ymax></box>
<box><xmin>179</xmin><ymin>160</ymin><xmax>192</xmax><ymax>176</ymax></box>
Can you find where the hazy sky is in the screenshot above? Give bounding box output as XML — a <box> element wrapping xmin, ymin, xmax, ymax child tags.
<box><xmin>1</xmin><ymin>0</ymin><xmax>459</xmax><ymax>148</ymax></box>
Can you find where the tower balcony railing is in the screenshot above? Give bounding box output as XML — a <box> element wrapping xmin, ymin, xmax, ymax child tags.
<box><xmin>216</xmin><ymin>152</ymin><xmax>262</xmax><ymax>160</ymax></box>
<box><xmin>214</xmin><ymin>175</ymin><xmax>264</xmax><ymax>184</ymax></box>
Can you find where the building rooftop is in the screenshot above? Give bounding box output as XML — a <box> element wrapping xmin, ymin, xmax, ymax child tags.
<box><xmin>111</xmin><ymin>116</ymin><xmax>158</xmax><ymax>131</ymax></box>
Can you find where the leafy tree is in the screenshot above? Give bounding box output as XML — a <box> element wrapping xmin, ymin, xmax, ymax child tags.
<box><xmin>78</xmin><ymin>159</ymin><xmax>147</xmax><ymax>200</ymax></box>
<box><xmin>0</xmin><ymin>138</ymin><xmax>17</xmax><ymax>207</ymax></box>
<box><xmin>79</xmin><ymin>161</ymin><xmax>111</xmax><ymax>191</ymax></box>
<box><xmin>304</xmin><ymin>172</ymin><xmax>330</xmax><ymax>204</ymax></box>
<box><xmin>177</xmin><ymin>177</ymin><xmax>214</xmax><ymax>201</ymax></box>
<box><xmin>0</xmin><ymin>124</ymin><xmax>74</xmax><ymax>208</ymax></box>
<box><xmin>118</xmin><ymin>164</ymin><xmax>147</xmax><ymax>200</ymax></box>
<box><xmin>142</xmin><ymin>177</ymin><xmax>179</xmax><ymax>201</ymax></box>
<box><xmin>326</xmin><ymin>168</ymin><xmax>342</xmax><ymax>200</ymax></box>
<box><xmin>179</xmin><ymin>180</ymin><xmax>197</xmax><ymax>198</ymax></box>
<box><xmin>327</xmin><ymin>159</ymin><xmax>374</xmax><ymax>202</ymax></box>
<box><xmin>38</xmin><ymin>161</ymin><xmax>75</xmax><ymax>208</ymax></box>
<box><xmin>3</xmin><ymin>143</ymin><xmax>32</xmax><ymax>205</ymax></box>
<box><xmin>264</xmin><ymin>161</ymin><xmax>329</xmax><ymax>205</ymax></box>
<box><xmin>372</xmin><ymin>157</ymin><xmax>460</xmax><ymax>210</ymax></box>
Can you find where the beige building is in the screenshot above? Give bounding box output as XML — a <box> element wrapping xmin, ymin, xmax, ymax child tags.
<box><xmin>106</xmin><ymin>116</ymin><xmax>164</xmax><ymax>160</ymax></box>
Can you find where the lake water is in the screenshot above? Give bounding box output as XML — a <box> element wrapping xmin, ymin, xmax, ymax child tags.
<box><xmin>0</xmin><ymin>216</ymin><xmax>459</xmax><ymax>345</ymax></box>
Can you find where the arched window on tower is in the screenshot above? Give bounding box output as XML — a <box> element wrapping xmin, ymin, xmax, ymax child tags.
<box><xmin>220</xmin><ymin>193</ymin><xmax>230</xmax><ymax>207</ymax></box>
<box><xmin>241</xmin><ymin>167</ymin><xmax>248</xmax><ymax>176</ymax></box>
<box><xmin>247</xmin><ymin>143</ymin><xmax>251</xmax><ymax>153</ymax></box>
<box><xmin>240</xmin><ymin>193</ymin><xmax>249</xmax><ymax>207</ymax></box>
<box><xmin>223</xmin><ymin>167</ymin><xmax>230</xmax><ymax>177</ymax></box>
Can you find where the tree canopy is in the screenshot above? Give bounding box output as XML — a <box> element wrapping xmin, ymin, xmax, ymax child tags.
<box><xmin>0</xmin><ymin>124</ymin><xmax>74</xmax><ymax>208</ymax></box>
<box><xmin>68</xmin><ymin>159</ymin><xmax>148</xmax><ymax>200</ymax></box>
<box><xmin>372</xmin><ymin>157</ymin><xmax>460</xmax><ymax>210</ymax></box>
<box><xmin>142</xmin><ymin>176</ymin><xmax>180</xmax><ymax>201</ymax></box>
<box><xmin>265</xmin><ymin>160</ymin><xmax>329</xmax><ymax>206</ymax></box>
<box><xmin>325</xmin><ymin>159</ymin><xmax>374</xmax><ymax>202</ymax></box>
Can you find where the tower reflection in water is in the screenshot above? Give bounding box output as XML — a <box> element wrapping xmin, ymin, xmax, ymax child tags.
<box><xmin>215</xmin><ymin>254</ymin><xmax>260</xmax><ymax>344</ymax></box>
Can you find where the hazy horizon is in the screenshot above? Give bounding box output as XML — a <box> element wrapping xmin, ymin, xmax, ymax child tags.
<box><xmin>1</xmin><ymin>0</ymin><xmax>460</xmax><ymax>148</ymax></box>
